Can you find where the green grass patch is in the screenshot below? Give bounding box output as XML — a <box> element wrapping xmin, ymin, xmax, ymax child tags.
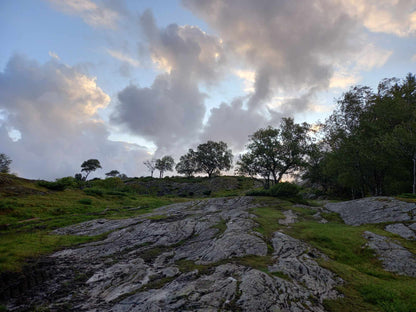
<box><xmin>211</xmin><ymin>218</ymin><xmax>227</xmax><ymax>238</ymax></box>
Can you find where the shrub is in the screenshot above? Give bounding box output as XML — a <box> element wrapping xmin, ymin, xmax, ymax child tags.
<box><xmin>246</xmin><ymin>188</ymin><xmax>270</xmax><ymax>196</ymax></box>
<box><xmin>37</xmin><ymin>180</ymin><xmax>66</xmax><ymax>191</ymax></box>
<box><xmin>269</xmin><ymin>182</ymin><xmax>300</xmax><ymax>197</ymax></box>
<box><xmin>83</xmin><ymin>188</ymin><xmax>103</xmax><ymax>196</ymax></box>
<box><xmin>78</xmin><ymin>198</ymin><xmax>92</xmax><ymax>205</ymax></box>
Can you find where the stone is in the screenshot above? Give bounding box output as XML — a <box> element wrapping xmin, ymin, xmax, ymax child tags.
<box><xmin>363</xmin><ymin>231</ymin><xmax>416</xmax><ymax>277</ymax></box>
<box><xmin>385</xmin><ymin>223</ymin><xmax>416</xmax><ymax>240</ymax></box>
<box><xmin>325</xmin><ymin>197</ymin><xmax>416</xmax><ymax>226</ymax></box>
<box><xmin>278</xmin><ymin>210</ymin><xmax>297</xmax><ymax>226</ymax></box>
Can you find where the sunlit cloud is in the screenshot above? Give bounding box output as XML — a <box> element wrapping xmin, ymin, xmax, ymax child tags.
<box><xmin>48</xmin><ymin>51</ymin><xmax>60</xmax><ymax>60</ymax></box>
<box><xmin>107</xmin><ymin>49</ymin><xmax>140</xmax><ymax>67</ymax></box>
<box><xmin>47</xmin><ymin>0</ymin><xmax>119</xmax><ymax>29</ymax></box>
<box><xmin>235</xmin><ymin>70</ymin><xmax>256</xmax><ymax>93</ymax></box>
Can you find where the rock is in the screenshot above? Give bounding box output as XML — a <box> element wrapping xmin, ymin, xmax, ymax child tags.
<box><xmin>269</xmin><ymin>232</ymin><xmax>342</xmax><ymax>300</ymax></box>
<box><xmin>409</xmin><ymin>223</ymin><xmax>416</xmax><ymax>231</ymax></box>
<box><xmin>325</xmin><ymin>197</ymin><xmax>416</xmax><ymax>226</ymax></box>
<box><xmin>384</xmin><ymin>223</ymin><xmax>416</xmax><ymax>240</ymax></box>
<box><xmin>363</xmin><ymin>231</ymin><xmax>416</xmax><ymax>277</ymax></box>
<box><xmin>5</xmin><ymin>197</ymin><xmax>342</xmax><ymax>311</ymax></box>
<box><xmin>278</xmin><ymin>210</ymin><xmax>297</xmax><ymax>226</ymax></box>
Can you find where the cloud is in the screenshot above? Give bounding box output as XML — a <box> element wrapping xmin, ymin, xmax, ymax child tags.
<box><xmin>46</xmin><ymin>0</ymin><xmax>120</xmax><ymax>29</ymax></box>
<box><xmin>48</xmin><ymin>51</ymin><xmax>60</xmax><ymax>60</ymax></box>
<box><xmin>182</xmin><ymin>0</ymin><xmax>362</xmax><ymax>110</ymax></box>
<box><xmin>107</xmin><ymin>49</ymin><xmax>140</xmax><ymax>67</ymax></box>
<box><xmin>0</xmin><ymin>54</ymin><xmax>149</xmax><ymax>179</ymax></box>
<box><xmin>111</xmin><ymin>10</ymin><xmax>227</xmax><ymax>153</ymax></box>
<box><xmin>139</xmin><ymin>9</ymin><xmax>225</xmax><ymax>83</ymax></box>
<box><xmin>342</xmin><ymin>0</ymin><xmax>416</xmax><ymax>37</ymax></box>
<box><xmin>111</xmin><ymin>74</ymin><xmax>206</xmax><ymax>152</ymax></box>
<box><xmin>201</xmin><ymin>97</ymin><xmax>267</xmax><ymax>151</ymax></box>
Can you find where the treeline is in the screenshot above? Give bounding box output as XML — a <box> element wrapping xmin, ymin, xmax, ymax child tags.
<box><xmin>2</xmin><ymin>74</ymin><xmax>415</xmax><ymax>198</ymax></box>
<box><xmin>304</xmin><ymin>73</ymin><xmax>416</xmax><ymax>197</ymax></box>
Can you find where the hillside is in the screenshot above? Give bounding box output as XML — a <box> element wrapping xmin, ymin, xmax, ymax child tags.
<box><xmin>0</xmin><ymin>175</ymin><xmax>416</xmax><ymax>311</ymax></box>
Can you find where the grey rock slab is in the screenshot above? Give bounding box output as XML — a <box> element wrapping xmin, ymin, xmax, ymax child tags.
<box><xmin>52</xmin><ymin>218</ymin><xmax>141</xmax><ymax>236</ymax></box>
<box><xmin>325</xmin><ymin>197</ymin><xmax>416</xmax><ymax>225</ymax></box>
<box><xmin>363</xmin><ymin>231</ymin><xmax>416</xmax><ymax>277</ymax></box>
<box><xmin>409</xmin><ymin>223</ymin><xmax>416</xmax><ymax>231</ymax></box>
<box><xmin>269</xmin><ymin>232</ymin><xmax>342</xmax><ymax>299</ymax></box>
<box><xmin>385</xmin><ymin>223</ymin><xmax>416</xmax><ymax>240</ymax></box>
<box><xmin>278</xmin><ymin>210</ymin><xmax>297</xmax><ymax>226</ymax></box>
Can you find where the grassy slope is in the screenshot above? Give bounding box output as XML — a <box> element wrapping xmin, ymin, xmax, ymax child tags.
<box><xmin>1</xmin><ymin>175</ymin><xmax>416</xmax><ymax>311</ymax></box>
<box><xmin>251</xmin><ymin>197</ymin><xmax>416</xmax><ymax>312</ymax></box>
<box><xmin>0</xmin><ymin>174</ymin><xmax>188</xmax><ymax>272</ymax></box>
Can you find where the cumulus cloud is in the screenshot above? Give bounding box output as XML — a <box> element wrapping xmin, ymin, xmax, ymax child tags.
<box><xmin>342</xmin><ymin>0</ymin><xmax>416</xmax><ymax>37</ymax></box>
<box><xmin>111</xmin><ymin>10</ymin><xmax>226</xmax><ymax>152</ymax></box>
<box><xmin>183</xmin><ymin>0</ymin><xmax>362</xmax><ymax>110</ymax></box>
<box><xmin>139</xmin><ymin>9</ymin><xmax>225</xmax><ymax>83</ymax></box>
<box><xmin>47</xmin><ymin>0</ymin><xmax>120</xmax><ymax>29</ymax></box>
<box><xmin>0</xmin><ymin>54</ymin><xmax>149</xmax><ymax>179</ymax></box>
<box><xmin>111</xmin><ymin>74</ymin><xmax>206</xmax><ymax>151</ymax></box>
<box><xmin>201</xmin><ymin>97</ymin><xmax>267</xmax><ymax>151</ymax></box>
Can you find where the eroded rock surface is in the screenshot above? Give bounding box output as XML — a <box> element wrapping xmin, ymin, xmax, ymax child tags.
<box><xmin>384</xmin><ymin>223</ymin><xmax>416</xmax><ymax>240</ymax></box>
<box><xmin>363</xmin><ymin>231</ymin><xmax>416</xmax><ymax>277</ymax></box>
<box><xmin>325</xmin><ymin>197</ymin><xmax>416</xmax><ymax>226</ymax></box>
<box><xmin>5</xmin><ymin>197</ymin><xmax>343</xmax><ymax>312</ymax></box>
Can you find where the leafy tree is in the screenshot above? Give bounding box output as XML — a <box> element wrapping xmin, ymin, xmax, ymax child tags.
<box><xmin>81</xmin><ymin>159</ymin><xmax>102</xmax><ymax>180</ymax></box>
<box><xmin>155</xmin><ymin>156</ymin><xmax>175</xmax><ymax>178</ymax></box>
<box><xmin>176</xmin><ymin>149</ymin><xmax>198</xmax><ymax>178</ymax></box>
<box><xmin>194</xmin><ymin>141</ymin><xmax>233</xmax><ymax>178</ymax></box>
<box><xmin>143</xmin><ymin>159</ymin><xmax>157</xmax><ymax>178</ymax></box>
<box><xmin>238</xmin><ymin>118</ymin><xmax>311</xmax><ymax>187</ymax></box>
<box><xmin>105</xmin><ymin>170</ymin><xmax>120</xmax><ymax>178</ymax></box>
<box><xmin>0</xmin><ymin>153</ymin><xmax>12</xmax><ymax>173</ymax></box>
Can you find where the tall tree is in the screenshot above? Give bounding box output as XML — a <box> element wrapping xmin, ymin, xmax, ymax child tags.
<box><xmin>238</xmin><ymin>118</ymin><xmax>311</xmax><ymax>186</ymax></box>
<box><xmin>0</xmin><ymin>153</ymin><xmax>12</xmax><ymax>174</ymax></box>
<box><xmin>176</xmin><ymin>149</ymin><xmax>198</xmax><ymax>178</ymax></box>
<box><xmin>105</xmin><ymin>170</ymin><xmax>120</xmax><ymax>178</ymax></box>
<box><xmin>81</xmin><ymin>159</ymin><xmax>102</xmax><ymax>180</ymax></box>
<box><xmin>143</xmin><ymin>159</ymin><xmax>157</xmax><ymax>177</ymax></box>
<box><xmin>155</xmin><ymin>156</ymin><xmax>175</xmax><ymax>178</ymax></box>
<box><xmin>194</xmin><ymin>141</ymin><xmax>233</xmax><ymax>178</ymax></box>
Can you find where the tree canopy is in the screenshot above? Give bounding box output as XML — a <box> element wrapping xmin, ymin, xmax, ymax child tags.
<box><xmin>155</xmin><ymin>156</ymin><xmax>175</xmax><ymax>178</ymax></box>
<box><xmin>237</xmin><ymin>118</ymin><xmax>311</xmax><ymax>187</ymax></box>
<box><xmin>0</xmin><ymin>153</ymin><xmax>12</xmax><ymax>174</ymax></box>
<box><xmin>81</xmin><ymin>159</ymin><xmax>102</xmax><ymax>180</ymax></box>
<box><xmin>175</xmin><ymin>149</ymin><xmax>198</xmax><ymax>178</ymax></box>
<box><xmin>194</xmin><ymin>141</ymin><xmax>233</xmax><ymax>178</ymax></box>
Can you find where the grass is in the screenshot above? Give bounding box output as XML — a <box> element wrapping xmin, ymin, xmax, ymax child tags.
<box><xmin>0</xmin><ymin>176</ymin><xmax>188</xmax><ymax>272</ymax></box>
<box><xmin>249</xmin><ymin>197</ymin><xmax>416</xmax><ymax>312</ymax></box>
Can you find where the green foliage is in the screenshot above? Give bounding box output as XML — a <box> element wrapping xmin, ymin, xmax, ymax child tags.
<box><xmin>78</xmin><ymin>198</ymin><xmax>92</xmax><ymax>205</ymax></box>
<box><xmin>305</xmin><ymin>74</ymin><xmax>416</xmax><ymax>197</ymax></box>
<box><xmin>83</xmin><ymin>188</ymin><xmax>104</xmax><ymax>196</ymax></box>
<box><xmin>80</xmin><ymin>159</ymin><xmax>102</xmax><ymax>180</ymax></box>
<box><xmin>194</xmin><ymin>141</ymin><xmax>233</xmax><ymax>178</ymax></box>
<box><xmin>155</xmin><ymin>155</ymin><xmax>175</xmax><ymax>178</ymax></box>
<box><xmin>237</xmin><ymin>118</ymin><xmax>311</xmax><ymax>186</ymax></box>
<box><xmin>269</xmin><ymin>182</ymin><xmax>300</xmax><ymax>197</ymax></box>
<box><xmin>175</xmin><ymin>149</ymin><xmax>198</xmax><ymax>178</ymax></box>
<box><xmin>0</xmin><ymin>153</ymin><xmax>12</xmax><ymax>173</ymax></box>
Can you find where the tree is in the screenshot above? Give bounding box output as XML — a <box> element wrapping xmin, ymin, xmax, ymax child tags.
<box><xmin>176</xmin><ymin>149</ymin><xmax>198</xmax><ymax>178</ymax></box>
<box><xmin>143</xmin><ymin>159</ymin><xmax>157</xmax><ymax>178</ymax></box>
<box><xmin>194</xmin><ymin>141</ymin><xmax>233</xmax><ymax>178</ymax></box>
<box><xmin>155</xmin><ymin>156</ymin><xmax>175</xmax><ymax>178</ymax></box>
<box><xmin>0</xmin><ymin>153</ymin><xmax>12</xmax><ymax>173</ymax></box>
<box><xmin>238</xmin><ymin>118</ymin><xmax>311</xmax><ymax>187</ymax></box>
<box><xmin>105</xmin><ymin>170</ymin><xmax>120</xmax><ymax>178</ymax></box>
<box><xmin>81</xmin><ymin>159</ymin><xmax>102</xmax><ymax>180</ymax></box>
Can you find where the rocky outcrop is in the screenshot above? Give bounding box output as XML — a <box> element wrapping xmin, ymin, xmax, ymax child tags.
<box><xmin>325</xmin><ymin>197</ymin><xmax>416</xmax><ymax>226</ymax></box>
<box><xmin>5</xmin><ymin>197</ymin><xmax>342</xmax><ymax>311</ymax></box>
<box><xmin>363</xmin><ymin>231</ymin><xmax>416</xmax><ymax>277</ymax></box>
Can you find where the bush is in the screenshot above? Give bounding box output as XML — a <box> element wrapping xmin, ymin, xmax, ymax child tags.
<box><xmin>37</xmin><ymin>180</ymin><xmax>66</xmax><ymax>191</ymax></box>
<box><xmin>246</xmin><ymin>188</ymin><xmax>270</xmax><ymax>196</ymax></box>
<box><xmin>269</xmin><ymin>182</ymin><xmax>300</xmax><ymax>197</ymax></box>
<box><xmin>83</xmin><ymin>188</ymin><xmax>103</xmax><ymax>196</ymax></box>
<box><xmin>78</xmin><ymin>198</ymin><xmax>92</xmax><ymax>205</ymax></box>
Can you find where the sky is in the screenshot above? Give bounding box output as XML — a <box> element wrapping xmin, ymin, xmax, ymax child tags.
<box><xmin>0</xmin><ymin>0</ymin><xmax>415</xmax><ymax>180</ymax></box>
